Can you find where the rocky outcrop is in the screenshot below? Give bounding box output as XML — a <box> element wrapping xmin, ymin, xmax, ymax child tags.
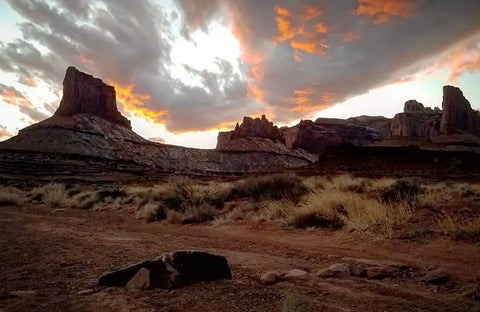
<box><xmin>231</xmin><ymin>115</ymin><xmax>283</xmax><ymax>141</ymax></box>
<box><xmin>441</xmin><ymin>85</ymin><xmax>480</xmax><ymax>136</ymax></box>
<box><xmin>282</xmin><ymin>120</ymin><xmax>341</xmax><ymax>155</ymax></box>
<box><xmin>390</xmin><ymin>100</ymin><xmax>442</xmax><ymax>140</ymax></box>
<box><xmin>315</xmin><ymin>118</ymin><xmax>385</xmax><ymax>144</ymax></box>
<box><xmin>54</xmin><ymin>66</ymin><xmax>131</xmax><ymax>129</ymax></box>
<box><xmin>217</xmin><ymin>116</ymin><xmax>317</xmax><ymax>162</ymax></box>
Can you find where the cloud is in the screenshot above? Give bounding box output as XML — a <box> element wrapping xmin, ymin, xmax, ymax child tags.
<box><xmin>175</xmin><ymin>0</ymin><xmax>480</xmax><ymax>124</ymax></box>
<box><xmin>2</xmin><ymin>0</ymin><xmax>480</xmax><ymax>134</ymax></box>
<box><xmin>0</xmin><ymin>125</ymin><xmax>13</xmax><ymax>139</ymax></box>
<box><xmin>0</xmin><ymin>83</ymin><xmax>48</xmax><ymax>122</ymax></box>
<box><xmin>1</xmin><ymin>0</ymin><xmax>260</xmax><ymax>133</ymax></box>
<box><xmin>355</xmin><ymin>0</ymin><xmax>416</xmax><ymax>24</ymax></box>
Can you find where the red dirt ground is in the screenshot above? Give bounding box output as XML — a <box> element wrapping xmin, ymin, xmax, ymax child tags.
<box><xmin>1</xmin><ymin>204</ymin><xmax>479</xmax><ymax>311</ymax></box>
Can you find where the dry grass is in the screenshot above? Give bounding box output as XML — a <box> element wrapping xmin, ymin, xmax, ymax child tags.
<box><xmin>7</xmin><ymin>174</ymin><xmax>480</xmax><ymax>241</ymax></box>
<box><xmin>30</xmin><ymin>183</ymin><xmax>67</xmax><ymax>207</ymax></box>
<box><xmin>436</xmin><ymin>214</ymin><xmax>480</xmax><ymax>240</ymax></box>
<box><xmin>0</xmin><ymin>186</ymin><xmax>25</xmax><ymax>206</ymax></box>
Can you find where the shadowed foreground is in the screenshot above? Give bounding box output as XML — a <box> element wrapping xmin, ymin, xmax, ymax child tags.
<box><xmin>1</xmin><ymin>204</ymin><xmax>479</xmax><ymax>312</ymax></box>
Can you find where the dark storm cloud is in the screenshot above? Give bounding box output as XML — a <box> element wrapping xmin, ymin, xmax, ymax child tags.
<box><xmin>2</xmin><ymin>0</ymin><xmax>259</xmax><ymax>132</ymax></box>
<box><xmin>3</xmin><ymin>0</ymin><xmax>480</xmax><ymax>132</ymax></box>
<box><xmin>175</xmin><ymin>0</ymin><xmax>480</xmax><ymax>123</ymax></box>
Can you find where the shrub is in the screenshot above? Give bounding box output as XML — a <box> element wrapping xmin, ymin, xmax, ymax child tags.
<box><xmin>381</xmin><ymin>178</ymin><xmax>420</xmax><ymax>203</ymax></box>
<box><xmin>30</xmin><ymin>183</ymin><xmax>67</xmax><ymax>206</ymax></box>
<box><xmin>181</xmin><ymin>202</ymin><xmax>218</xmax><ymax>224</ymax></box>
<box><xmin>231</xmin><ymin>173</ymin><xmax>306</xmax><ymax>202</ymax></box>
<box><xmin>0</xmin><ymin>187</ymin><xmax>24</xmax><ymax>206</ymax></box>
<box><xmin>136</xmin><ymin>202</ymin><xmax>166</xmax><ymax>222</ymax></box>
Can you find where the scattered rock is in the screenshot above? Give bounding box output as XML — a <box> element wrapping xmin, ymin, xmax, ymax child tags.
<box><xmin>98</xmin><ymin>251</ymin><xmax>231</xmax><ymax>290</ymax></box>
<box><xmin>9</xmin><ymin>290</ymin><xmax>38</xmax><ymax>297</ymax></box>
<box><xmin>259</xmin><ymin>271</ymin><xmax>281</xmax><ymax>286</ymax></box>
<box><xmin>317</xmin><ymin>264</ymin><xmax>351</xmax><ymax>278</ymax></box>
<box><xmin>349</xmin><ymin>264</ymin><xmax>366</xmax><ymax>277</ymax></box>
<box><xmin>365</xmin><ymin>266</ymin><xmax>399</xmax><ymax>279</ymax></box>
<box><xmin>126</xmin><ymin>267</ymin><xmax>151</xmax><ymax>291</ymax></box>
<box><xmin>421</xmin><ymin>270</ymin><xmax>450</xmax><ymax>285</ymax></box>
<box><xmin>77</xmin><ymin>289</ymin><xmax>95</xmax><ymax>296</ymax></box>
<box><xmin>282</xmin><ymin>269</ymin><xmax>311</xmax><ymax>281</ymax></box>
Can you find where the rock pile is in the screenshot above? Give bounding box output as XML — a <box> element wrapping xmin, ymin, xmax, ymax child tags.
<box><xmin>98</xmin><ymin>251</ymin><xmax>232</xmax><ymax>290</ymax></box>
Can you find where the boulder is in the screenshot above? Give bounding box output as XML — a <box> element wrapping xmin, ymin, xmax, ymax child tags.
<box><xmin>281</xmin><ymin>269</ymin><xmax>311</xmax><ymax>281</ymax></box>
<box><xmin>421</xmin><ymin>270</ymin><xmax>450</xmax><ymax>285</ymax></box>
<box><xmin>125</xmin><ymin>267</ymin><xmax>151</xmax><ymax>291</ymax></box>
<box><xmin>316</xmin><ymin>263</ymin><xmax>351</xmax><ymax>278</ymax></box>
<box><xmin>259</xmin><ymin>271</ymin><xmax>281</xmax><ymax>286</ymax></box>
<box><xmin>364</xmin><ymin>266</ymin><xmax>399</xmax><ymax>279</ymax></box>
<box><xmin>98</xmin><ymin>251</ymin><xmax>231</xmax><ymax>289</ymax></box>
<box><xmin>54</xmin><ymin>66</ymin><xmax>131</xmax><ymax>129</ymax></box>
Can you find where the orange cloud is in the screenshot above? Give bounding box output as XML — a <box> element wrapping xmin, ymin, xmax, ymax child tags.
<box><xmin>26</xmin><ymin>77</ymin><xmax>37</xmax><ymax>87</ymax></box>
<box><xmin>108</xmin><ymin>81</ymin><xmax>167</xmax><ymax>122</ymax></box>
<box><xmin>274</xmin><ymin>5</ymin><xmax>329</xmax><ymax>59</ymax></box>
<box><xmin>0</xmin><ymin>89</ymin><xmax>32</xmax><ymax>107</ymax></box>
<box><xmin>446</xmin><ymin>50</ymin><xmax>480</xmax><ymax>85</ymax></box>
<box><xmin>355</xmin><ymin>0</ymin><xmax>415</xmax><ymax>24</ymax></box>
<box><xmin>342</xmin><ymin>32</ymin><xmax>361</xmax><ymax>42</ymax></box>
<box><xmin>289</xmin><ymin>90</ymin><xmax>337</xmax><ymax>112</ymax></box>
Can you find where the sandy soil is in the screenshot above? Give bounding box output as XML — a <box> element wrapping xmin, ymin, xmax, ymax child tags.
<box><xmin>1</xmin><ymin>205</ymin><xmax>479</xmax><ymax>312</ymax></box>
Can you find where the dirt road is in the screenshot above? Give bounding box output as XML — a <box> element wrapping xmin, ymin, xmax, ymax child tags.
<box><xmin>1</xmin><ymin>205</ymin><xmax>479</xmax><ymax>311</ymax></box>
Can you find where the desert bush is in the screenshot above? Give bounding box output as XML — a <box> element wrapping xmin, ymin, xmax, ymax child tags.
<box><xmin>231</xmin><ymin>173</ymin><xmax>306</xmax><ymax>201</ymax></box>
<box><xmin>329</xmin><ymin>174</ymin><xmax>371</xmax><ymax>193</ymax></box>
<box><xmin>136</xmin><ymin>202</ymin><xmax>166</xmax><ymax>222</ymax></box>
<box><xmin>30</xmin><ymin>183</ymin><xmax>67</xmax><ymax>206</ymax></box>
<box><xmin>288</xmin><ymin>191</ymin><xmax>346</xmax><ymax>229</ymax></box>
<box><xmin>181</xmin><ymin>202</ymin><xmax>218</xmax><ymax>224</ymax></box>
<box><xmin>436</xmin><ymin>214</ymin><xmax>480</xmax><ymax>240</ymax></box>
<box><xmin>0</xmin><ymin>187</ymin><xmax>25</xmax><ymax>206</ymax></box>
<box><xmin>281</xmin><ymin>291</ymin><xmax>312</xmax><ymax>312</ymax></box>
<box><xmin>381</xmin><ymin>178</ymin><xmax>420</xmax><ymax>203</ymax></box>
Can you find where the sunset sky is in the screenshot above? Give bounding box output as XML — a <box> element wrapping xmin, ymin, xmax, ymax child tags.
<box><xmin>0</xmin><ymin>0</ymin><xmax>480</xmax><ymax>148</ymax></box>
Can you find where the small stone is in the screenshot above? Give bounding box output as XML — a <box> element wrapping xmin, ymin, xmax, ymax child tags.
<box><xmin>126</xmin><ymin>268</ymin><xmax>150</xmax><ymax>291</ymax></box>
<box><xmin>316</xmin><ymin>264</ymin><xmax>351</xmax><ymax>278</ymax></box>
<box><xmin>421</xmin><ymin>270</ymin><xmax>450</xmax><ymax>285</ymax></box>
<box><xmin>77</xmin><ymin>289</ymin><xmax>95</xmax><ymax>296</ymax></box>
<box><xmin>9</xmin><ymin>290</ymin><xmax>37</xmax><ymax>297</ymax></box>
<box><xmin>365</xmin><ymin>266</ymin><xmax>399</xmax><ymax>279</ymax></box>
<box><xmin>259</xmin><ymin>271</ymin><xmax>280</xmax><ymax>286</ymax></box>
<box><xmin>282</xmin><ymin>269</ymin><xmax>311</xmax><ymax>281</ymax></box>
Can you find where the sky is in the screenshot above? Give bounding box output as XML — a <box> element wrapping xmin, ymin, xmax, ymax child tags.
<box><xmin>0</xmin><ymin>0</ymin><xmax>480</xmax><ymax>148</ymax></box>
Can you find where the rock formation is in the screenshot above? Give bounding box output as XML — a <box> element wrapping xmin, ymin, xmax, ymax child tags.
<box><xmin>54</xmin><ymin>66</ymin><xmax>131</xmax><ymax>129</ymax></box>
<box><xmin>441</xmin><ymin>85</ymin><xmax>480</xmax><ymax>136</ymax></box>
<box><xmin>231</xmin><ymin>115</ymin><xmax>283</xmax><ymax>141</ymax></box>
<box><xmin>389</xmin><ymin>100</ymin><xmax>442</xmax><ymax>140</ymax></box>
<box><xmin>282</xmin><ymin>120</ymin><xmax>341</xmax><ymax>154</ymax></box>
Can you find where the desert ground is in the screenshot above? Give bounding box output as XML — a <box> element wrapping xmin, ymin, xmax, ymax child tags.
<box><xmin>1</xmin><ymin>174</ymin><xmax>479</xmax><ymax>312</ymax></box>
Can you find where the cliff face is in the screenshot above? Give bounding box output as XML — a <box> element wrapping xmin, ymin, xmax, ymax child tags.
<box><xmin>54</xmin><ymin>67</ymin><xmax>131</xmax><ymax>129</ymax></box>
<box><xmin>390</xmin><ymin>100</ymin><xmax>442</xmax><ymax>140</ymax></box>
<box><xmin>441</xmin><ymin>85</ymin><xmax>480</xmax><ymax>136</ymax></box>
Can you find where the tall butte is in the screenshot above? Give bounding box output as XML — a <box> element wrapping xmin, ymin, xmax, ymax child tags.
<box><xmin>54</xmin><ymin>66</ymin><xmax>131</xmax><ymax>129</ymax></box>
